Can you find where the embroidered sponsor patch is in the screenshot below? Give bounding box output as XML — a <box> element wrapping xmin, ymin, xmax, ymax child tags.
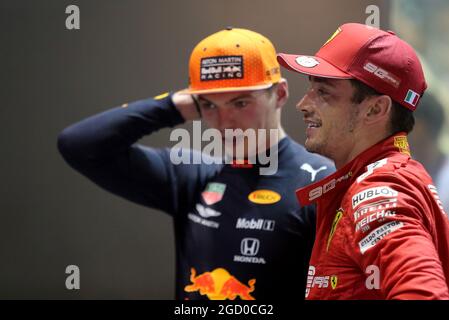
<box><xmin>184</xmin><ymin>267</ymin><xmax>256</xmax><ymax>300</ymax></box>
<box><xmin>354</xmin><ymin>209</ymin><xmax>397</xmax><ymax>233</ymax></box>
<box><xmin>428</xmin><ymin>184</ymin><xmax>447</xmax><ymax>217</ymax></box>
<box><xmin>357</xmin><ymin>158</ymin><xmax>388</xmax><ymax>183</ymax></box>
<box><xmin>358</xmin><ymin>221</ymin><xmax>404</xmax><ymax>254</ymax></box>
<box><xmin>352</xmin><ymin>186</ymin><xmax>398</xmax><ymax>209</ymax></box>
<box><xmin>330</xmin><ymin>275</ymin><xmax>338</xmax><ymax>290</ymax></box>
<box><xmin>363</xmin><ymin>62</ymin><xmax>401</xmax><ymax>88</ymax></box>
<box><xmin>404</xmin><ymin>89</ymin><xmax>420</xmax><ymax>107</ymax></box>
<box><xmin>236</xmin><ymin>218</ymin><xmax>275</xmax><ymax>231</ymax></box>
<box><xmin>327</xmin><ymin>209</ymin><xmax>344</xmax><ymax>251</ymax></box>
<box><xmin>248</xmin><ymin>190</ymin><xmax>281</xmax><ymax>205</ymax></box>
<box><xmin>306</xmin><ymin>171</ymin><xmax>352</xmax><ymax>202</ymax></box>
<box><xmin>393</xmin><ymin>136</ymin><xmax>411</xmax><ymax>156</ymax></box>
<box><xmin>202</xmin><ymin>182</ymin><xmax>226</xmax><ymax>205</ymax></box>
<box><xmin>305</xmin><ymin>266</ymin><xmax>331</xmax><ymax>298</ymax></box>
<box><xmin>196</xmin><ymin>203</ymin><xmax>221</xmax><ymax>218</ymax></box>
<box><xmin>200</xmin><ymin>56</ymin><xmax>244</xmax><ymax>81</ymax></box>
<box><xmin>295</xmin><ymin>56</ymin><xmax>320</xmax><ymax>68</ymax></box>
<box><xmin>322</xmin><ymin>27</ymin><xmax>342</xmax><ymax>47</ymax></box>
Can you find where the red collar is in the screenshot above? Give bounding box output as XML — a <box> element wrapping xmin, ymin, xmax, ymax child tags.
<box><xmin>296</xmin><ymin>133</ymin><xmax>411</xmax><ymax>206</ymax></box>
<box><xmin>230</xmin><ymin>159</ymin><xmax>254</xmax><ymax>169</ymax></box>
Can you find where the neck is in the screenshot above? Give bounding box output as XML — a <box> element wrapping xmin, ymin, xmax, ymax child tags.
<box><xmin>333</xmin><ymin>129</ymin><xmax>390</xmax><ymax>169</ymax></box>
<box><xmin>265</xmin><ymin>125</ymin><xmax>286</xmax><ymax>151</ymax></box>
<box><xmin>276</xmin><ymin>126</ymin><xmax>287</xmax><ymax>142</ymax></box>
<box><xmin>224</xmin><ymin>126</ymin><xmax>286</xmax><ymax>161</ymax></box>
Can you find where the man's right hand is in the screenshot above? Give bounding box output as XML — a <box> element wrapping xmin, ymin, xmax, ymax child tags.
<box><xmin>172</xmin><ymin>91</ymin><xmax>201</xmax><ymax>121</ymax></box>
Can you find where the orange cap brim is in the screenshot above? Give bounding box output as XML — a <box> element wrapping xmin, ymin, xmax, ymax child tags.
<box><xmin>178</xmin><ymin>83</ymin><xmax>274</xmax><ymax>95</ymax></box>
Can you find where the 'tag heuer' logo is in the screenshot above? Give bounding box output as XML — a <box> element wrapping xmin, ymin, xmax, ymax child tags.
<box><xmin>248</xmin><ymin>190</ymin><xmax>281</xmax><ymax>205</ymax></box>
<box><xmin>202</xmin><ymin>182</ymin><xmax>226</xmax><ymax>205</ymax></box>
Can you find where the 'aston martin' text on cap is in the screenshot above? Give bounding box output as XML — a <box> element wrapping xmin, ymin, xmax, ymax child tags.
<box><xmin>181</xmin><ymin>27</ymin><xmax>281</xmax><ymax>95</ymax></box>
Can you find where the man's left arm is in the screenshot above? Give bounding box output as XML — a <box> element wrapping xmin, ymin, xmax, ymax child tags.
<box><xmin>349</xmin><ymin>177</ymin><xmax>449</xmax><ymax>299</ymax></box>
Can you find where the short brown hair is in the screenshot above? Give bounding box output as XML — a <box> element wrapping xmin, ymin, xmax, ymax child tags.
<box><xmin>350</xmin><ymin>79</ymin><xmax>415</xmax><ymax>134</ymax></box>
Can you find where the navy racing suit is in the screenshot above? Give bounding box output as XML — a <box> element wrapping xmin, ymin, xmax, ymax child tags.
<box><xmin>57</xmin><ymin>94</ymin><xmax>334</xmax><ymax>300</ymax></box>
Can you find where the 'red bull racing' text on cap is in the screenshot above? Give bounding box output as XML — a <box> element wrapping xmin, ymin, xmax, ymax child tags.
<box><xmin>180</xmin><ymin>27</ymin><xmax>281</xmax><ymax>95</ymax></box>
<box><xmin>277</xmin><ymin>23</ymin><xmax>427</xmax><ymax>111</ymax></box>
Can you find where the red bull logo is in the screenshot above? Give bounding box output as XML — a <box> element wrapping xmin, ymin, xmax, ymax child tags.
<box><xmin>184</xmin><ymin>267</ymin><xmax>256</xmax><ymax>300</ymax></box>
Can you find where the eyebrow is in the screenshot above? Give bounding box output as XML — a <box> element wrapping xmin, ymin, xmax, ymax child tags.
<box><xmin>197</xmin><ymin>96</ymin><xmax>212</xmax><ymax>103</ymax></box>
<box><xmin>198</xmin><ymin>93</ymin><xmax>256</xmax><ymax>105</ymax></box>
<box><xmin>227</xmin><ymin>94</ymin><xmax>255</xmax><ymax>103</ymax></box>
<box><xmin>309</xmin><ymin>76</ymin><xmax>337</xmax><ymax>88</ymax></box>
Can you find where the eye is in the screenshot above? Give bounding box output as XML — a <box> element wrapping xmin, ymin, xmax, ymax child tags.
<box><xmin>200</xmin><ymin>101</ymin><xmax>217</xmax><ymax>110</ymax></box>
<box><xmin>233</xmin><ymin>100</ymin><xmax>249</xmax><ymax>109</ymax></box>
<box><xmin>317</xmin><ymin>87</ymin><xmax>329</xmax><ymax>96</ymax></box>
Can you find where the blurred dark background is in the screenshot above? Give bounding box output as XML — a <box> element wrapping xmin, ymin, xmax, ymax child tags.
<box><xmin>4</xmin><ymin>0</ymin><xmax>447</xmax><ymax>299</ymax></box>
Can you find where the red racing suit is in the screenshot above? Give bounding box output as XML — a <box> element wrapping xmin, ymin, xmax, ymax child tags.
<box><xmin>297</xmin><ymin>133</ymin><xmax>449</xmax><ymax>299</ymax></box>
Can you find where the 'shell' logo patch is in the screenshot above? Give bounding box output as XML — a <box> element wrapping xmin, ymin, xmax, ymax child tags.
<box><xmin>393</xmin><ymin>136</ymin><xmax>411</xmax><ymax>156</ymax></box>
<box><xmin>200</xmin><ymin>56</ymin><xmax>244</xmax><ymax>81</ymax></box>
<box><xmin>248</xmin><ymin>190</ymin><xmax>281</xmax><ymax>205</ymax></box>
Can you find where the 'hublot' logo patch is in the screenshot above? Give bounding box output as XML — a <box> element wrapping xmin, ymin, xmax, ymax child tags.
<box><xmin>200</xmin><ymin>56</ymin><xmax>244</xmax><ymax>81</ymax></box>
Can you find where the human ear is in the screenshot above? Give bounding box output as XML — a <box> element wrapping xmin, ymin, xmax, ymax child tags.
<box><xmin>364</xmin><ymin>95</ymin><xmax>392</xmax><ymax>125</ymax></box>
<box><xmin>275</xmin><ymin>78</ymin><xmax>289</xmax><ymax>108</ymax></box>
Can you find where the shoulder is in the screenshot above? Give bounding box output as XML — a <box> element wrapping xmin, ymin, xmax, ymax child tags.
<box><xmin>339</xmin><ymin>158</ymin><xmax>442</xmax><ymax>260</ymax></box>
<box><xmin>345</xmin><ymin>157</ymin><xmax>432</xmax><ymax>218</ymax></box>
<box><xmin>351</xmin><ymin>156</ymin><xmax>432</xmax><ymax>194</ymax></box>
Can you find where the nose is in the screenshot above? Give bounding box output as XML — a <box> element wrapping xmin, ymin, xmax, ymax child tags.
<box><xmin>218</xmin><ymin>107</ymin><xmax>237</xmax><ymax>130</ymax></box>
<box><xmin>296</xmin><ymin>91</ymin><xmax>312</xmax><ymax>114</ymax></box>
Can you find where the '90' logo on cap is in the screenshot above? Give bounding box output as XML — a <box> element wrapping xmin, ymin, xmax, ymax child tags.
<box><xmin>295</xmin><ymin>56</ymin><xmax>320</xmax><ymax>68</ymax></box>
